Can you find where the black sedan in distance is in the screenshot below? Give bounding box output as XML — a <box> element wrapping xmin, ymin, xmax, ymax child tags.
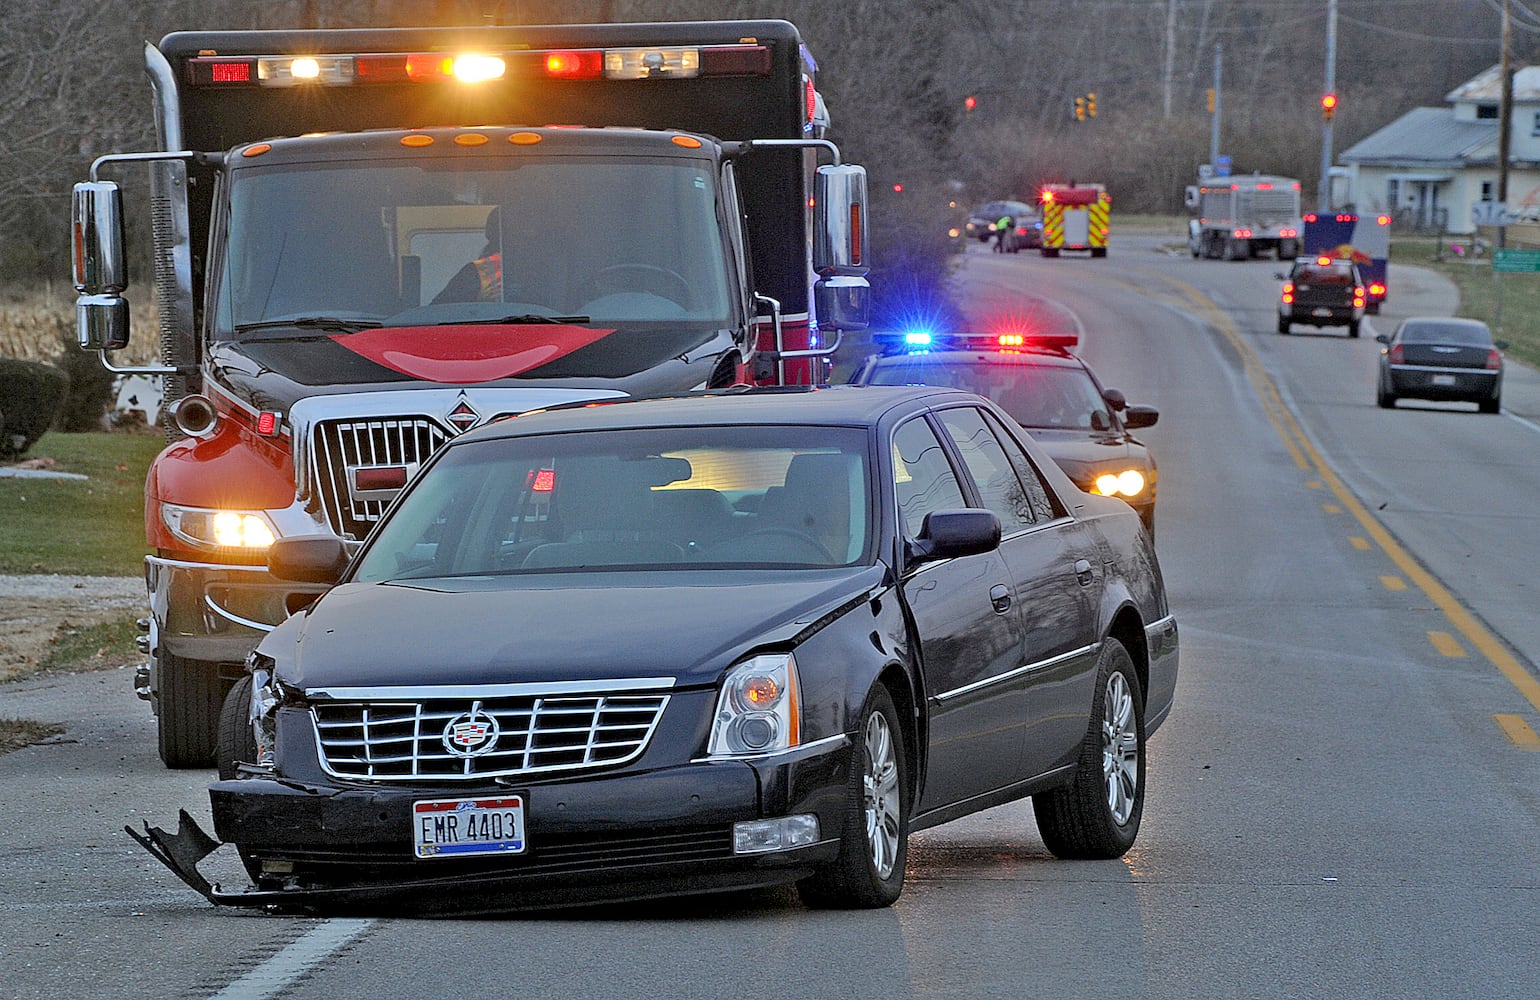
<box><xmin>1376</xmin><ymin>317</ymin><xmax>1505</xmax><ymax>412</ymax></box>
<box><xmin>847</xmin><ymin>331</ymin><xmax>1160</xmax><ymax>536</ymax></box>
<box><xmin>131</xmin><ymin>386</ymin><xmax>1178</xmax><ymax>914</ymax></box>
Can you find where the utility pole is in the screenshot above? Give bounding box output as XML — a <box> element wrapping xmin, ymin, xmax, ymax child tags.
<box><xmin>1499</xmin><ymin>0</ymin><xmax>1513</xmax><ymax>248</ymax></box>
<box><xmin>1163</xmin><ymin>0</ymin><xmax>1177</xmax><ymax>119</ymax></box>
<box><xmin>1319</xmin><ymin>0</ymin><xmax>1338</xmax><ymax>213</ymax></box>
<box><xmin>1210</xmin><ymin>44</ymin><xmax>1222</xmax><ymax>169</ymax></box>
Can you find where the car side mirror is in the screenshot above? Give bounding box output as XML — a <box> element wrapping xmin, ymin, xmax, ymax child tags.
<box><xmin>1274</xmin><ymin>272</ymin><xmax>1287</xmax><ymax>281</ymax></box>
<box><xmin>269</xmin><ymin>535</ymin><xmax>352</xmax><ymax>585</ymax></box>
<box><xmin>907</xmin><ymin>509</ymin><xmax>1000</xmax><ymax>563</ymax></box>
<box><xmin>1123</xmin><ymin>404</ymin><xmax>1159</xmax><ymax>430</ymax></box>
<box><xmin>1495</xmin><ymin>339</ymin><xmax>1509</xmax><ymax>350</ymax></box>
<box><xmin>1374</xmin><ymin>333</ymin><xmax>1389</xmax><ymax>345</ymax></box>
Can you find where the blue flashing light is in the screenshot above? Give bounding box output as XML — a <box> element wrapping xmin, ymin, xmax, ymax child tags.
<box><xmin>903</xmin><ymin>331</ymin><xmax>933</xmax><ymax>347</ymax></box>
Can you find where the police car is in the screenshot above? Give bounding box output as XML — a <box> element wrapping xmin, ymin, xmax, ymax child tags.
<box><xmin>847</xmin><ymin>330</ymin><xmax>1159</xmax><ymax>536</ymax></box>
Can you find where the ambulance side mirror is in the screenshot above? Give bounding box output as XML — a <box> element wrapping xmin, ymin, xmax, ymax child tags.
<box><xmin>813</xmin><ymin>164</ymin><xmax>870</xmax><ymax>331</ymax></box>
<box><xmin>72</xmin><ymin>180</ymin><xmax>131</xmax><ymax>352</ymax></box>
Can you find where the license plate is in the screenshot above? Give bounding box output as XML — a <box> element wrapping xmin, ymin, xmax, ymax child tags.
<box><xmin>413</xmin><ymin>795</ymin><xmax>526</xmax><ymax>859</ymax></box>
<box><xmin>1312</xmin><ymin>307</ymin><xmax>1332</xmax><ymax>317</ymax></box>
<box><xmin>1432</xmin><ymin>374</ymin><xmax>1457</xmax><ymax>387</ymax></box>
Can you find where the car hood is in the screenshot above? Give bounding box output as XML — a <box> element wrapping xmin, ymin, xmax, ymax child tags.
<box><xmin>1024</xmin><ymin>428</ymin><xmax>1148</xmax><ymax>484</ymax></box>
<box><xmin>267</xmin><ymin>566</ymin><xmax>887</xmax><ymax>691</ymax></box>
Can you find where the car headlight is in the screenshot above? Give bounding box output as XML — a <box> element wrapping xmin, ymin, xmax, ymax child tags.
<box><xmin>162</xmin><ymin>503</ymin><xmax>278</xmax><ymax>550</ymax></box>
<box><xmin>1090</xmin><ymin>469</ymin><xmax>1147</xmax><ymax>499</ymax></box>
<box><xmin>245</xmin><ymin>653</ymin><xmax>288</xmax><ymax>770</ymax></box>
<box><xmin>708</xmin><ymin>653</ymin><xmax>802</xmax><ymax>757</ymax></box>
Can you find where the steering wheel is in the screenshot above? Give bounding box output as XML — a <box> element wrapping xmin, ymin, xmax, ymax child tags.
<box><xmin>736</xmin><ymin>527</ymin><xmax>837</xmax><ymax>564</ymax></box>
<box><xmin>593</xmin><ymin>264</ymin><xmax>693</xmax><ymax>306</ymax></box>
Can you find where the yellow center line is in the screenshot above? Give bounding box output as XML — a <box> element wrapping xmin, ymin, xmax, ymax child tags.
<box><xmin>1494</xmin><ymin>714</ymin><xmax>1540</xmax><ymax>750</ymax></box>
<box><xmin>1428</xmin><ymin>630</ymin><xmax>1467</xmax><ymax>658</ymax></box>
<box><xmin>1323</xmin><ymin>503</ymin><xmax>1342</xmax><ymax>515</ymax></box>
<box><xmin>1350</xmin><ymin>536</ymin><xmax>1371</xmax><ymax>550</ymax></box>
<box><xmin>1144</xmin><ymin>268</ymin><xmax>1540</xmax><ymax>717</ymax></box>
<box><xmin>1380</xmin><ymin>575</ymin><xmax>1407</xmax><ymax>591</ymax></box>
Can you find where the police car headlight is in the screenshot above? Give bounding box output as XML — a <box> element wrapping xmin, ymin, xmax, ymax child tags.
<box><xmin>1091</xmin><ymin>469</ymin><xmax>1147</xmax><ymax>499</ymax></box>
<box><xmin>708</xmin><ymin>653</ymin><xmax>802</xmax><ymax>757</ymax></box>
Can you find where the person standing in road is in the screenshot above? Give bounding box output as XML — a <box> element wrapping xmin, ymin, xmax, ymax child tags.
<box><xmin>993</xmin><ymin>211</ymin><xmax>1015</xmax><ymax>253</ymax></box>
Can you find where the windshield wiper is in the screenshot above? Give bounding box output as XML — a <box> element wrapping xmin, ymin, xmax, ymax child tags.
<box><xmin>234</xmin><ymin>316</ymin><xmax>384</xmax><ymax>336</ymax></box>
<box><xmin>447</xmin><ymin>314</ymin><xmax>591</xmax><ymax>326</ymax></box>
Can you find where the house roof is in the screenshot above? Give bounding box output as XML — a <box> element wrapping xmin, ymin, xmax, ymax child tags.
<box><xmin>1339</xmin><ymin>106</ymin><xmax>1494</xmax><ymax>167</ymax></box>
<box><xmin>1445</xmin><ymin>64</ymin><xmax>1540</xmax><ymax>103</ymax></box>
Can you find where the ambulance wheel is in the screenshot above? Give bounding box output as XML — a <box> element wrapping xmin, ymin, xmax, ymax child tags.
<box><xmin>1042</xmin><ymin>248</ymin><xmax>1060</xmax><ymax>258</ymax></box>
<box><xmin>156</xmin><ymin>651</ymin><xmax>224</xmax><ymax>769</ymax></box>
<box><xmin>1091</xmin><ymin>247</ymin><xmax>1107</xmax><ymax>258</ymax></box>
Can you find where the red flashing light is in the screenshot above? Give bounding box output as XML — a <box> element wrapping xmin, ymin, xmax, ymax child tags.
<box><xmin>355</xmin><ymin>55</ymin><xmax>410</xmax><ymax>81</ymax></box>
<box><xmin>806</xmin><ymin>77</ymin><xmax>817</xmax><ymax>123</ymax></box>
<box><xmin>1304</xmin><ymin>213</ymin><xmax>1318</xmax><ymax>223</ymax></box>
<box><xmin>530</xmin><ymin>469</ymin><xmax>556</xmax><ymax>492</ymax></box>
<box><xmin>1377</xmin><ymin>215</ymin><xmax>1392</xmax><ymax>226</ymax></box>
<box><xmin>1041</xmin><ymin>189</ymin><xmax>1055</xmax><ymax>203</ymax></box>
<box><xmin>188</xmin><ymin>58</ymin><xmax>256</xmax><ymax>86</ymax></box>
<box><xmin>1369</xmin><ymin>283</ymin><xmax>1386</xmax><ymax>296</ymax></box>
<box><xmin>1316</xmin><ymin>255</ymin><xmax>1333</xmax><ymax>266</ymax></box>
<box><xmin>545</xmin><ymin>50</ymin><xmax>604</xmax><ymax>79</ymax></box>
<box><xmin>256</xmin><ymin>411</ymin><xmax>280</xmax><ymax>436</ymax></box>
<box><xmin>1256</xmin><ymin>182</ymin><xmax>1274</xmax><ymax>190</ymax></box>
<box><xmin>964</xmin><ymin>95</ymin><xmax>977</xmax><ymax>111</ymax></box>
<box><xmin>998</xmin><ymin>333</ymin><xmax>1025</xmax><ymax>347</ymax></box>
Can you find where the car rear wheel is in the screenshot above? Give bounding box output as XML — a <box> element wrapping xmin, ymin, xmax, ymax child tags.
<box><xmin>1033</xmin><ymin>639</ymin><xmax>1145</xmax><ymax>859</ymax></box>
<box><xmin>1348</xmin><ymin>319</ymin><xmax>1361</xmax><ymax>338</ymax></box>
<box><xmin>1376</xmin><ymin>380</ymin><xmax>1397</xmax><ymax>409</ymax></box>
<box><xmin>798</xmin><ymin>684</ymin><xmax>908</xmax><ymax>909</ymax></box>
<box><xmin>1277</xmin><ymin>317</ymin><xmax>1290</xmax><ymax>335</ymax></box>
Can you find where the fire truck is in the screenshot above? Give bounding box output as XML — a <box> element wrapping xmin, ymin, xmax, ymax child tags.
<box><xmin>1039</xmin><ymin>184</ymin><xmax>1110</xmax><ymax>258</ymax></box>
<box><xmin>70</xmin><ymin>21</ymin><xmax>870</xmax><ymax>767</ymax></box>
<box><xmin>1302</xmin><ymin>211</ymin><xmax>1391</xmax><ymax>313</ymax></box>
<box><xmin>1184</xmin><ymin>174</ymin><xmax>1302</xmax><ymax>261</ymax></box>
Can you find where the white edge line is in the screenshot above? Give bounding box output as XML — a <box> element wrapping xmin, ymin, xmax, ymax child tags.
<box><xmin>209</xmin><ymin>918</ymin><xmax>376</xmax><ymax>1000</ymax></box>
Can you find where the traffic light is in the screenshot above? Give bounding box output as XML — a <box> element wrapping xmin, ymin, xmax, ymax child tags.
<box><xmin>1074</xmin><ymin>96</ymin><xmax>1086</xmax><ymax>121</ymax></box>
<box><xmin>1206</xmin><ymin>88</ymin><xmax>1215</xmax><ymax>113</ymax></box>
<box><xmin>964</xmin><ymin>95</ymin><xmax>977</xmax><ymax>115</ymax></box>
<box><xmin>1321</xmin><ymin>93</ymin><xmax>1337</xmax><ymax>122</ymax></box>
<box><xmin>1086</xmin><ymin>92</ymin><xmax>1097</xmax><ymax>118</ymax></box>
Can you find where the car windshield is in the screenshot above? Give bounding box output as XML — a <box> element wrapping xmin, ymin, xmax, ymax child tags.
<box><xmin>351</xmin><ymin>425</ymin><xmax>873</xmax><ymax>581</ymax></box>
<box><xmin>1400</xmin><ymin>322</ymin><xmax>1492</xmax><ymax>346</ymax></box>
<box><xmin>864</xmin><ymin>357</ymin><xmax>1111</xmax><ymax>430</ymax></box>
<box><xmin>214</xmin><ymin>154</ymin><xmax>733</xmax><ymax>337</ymax></box>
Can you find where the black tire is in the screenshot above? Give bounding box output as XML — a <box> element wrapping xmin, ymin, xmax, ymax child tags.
<box><xmin>797</xmin><ymin>685</ymin><xmax>908</xmax><ymax>909</ymax></box>
<box><xmin>1041</xmin><ymin>248</ymin><xmax>1060</xmax><ymax>258</ymax></box>
<box><xmin>1091</xmin><ymin>247</ymin><xmax>1107</xmax><ymax>258</ymax></box>
<box><xmin>217</xmin><ymin>674</ymin><xmax>257</xmax><ymax>781</ymax></box>
<box><xmin>1376</xmin><ymin>379</ymin><xmax>1397</xmax><ymax>409</ymax></box>
<box><xmin>156</xmin><ymin>651</ymin><xmax>224</xmax><ymax>769</ymax></box>
<box><xmin>1348</xmin><ymin>319</ymin><xmax>1361</xmax><ymax>338</ymax></box>
<box><xmin>1277</xmin><ymin>317</ymin><xmax>1290</xmax><ymax>335</ymax></box>
<box><xmin>1479</xmin><ymin>394</ymin><xmax>1501</xmax><ymax>414</ymax></box>
<box><xmin>1033</xmin><ymin>640</ymin><xmax>1145</xmax><ymax>859</ymax></box>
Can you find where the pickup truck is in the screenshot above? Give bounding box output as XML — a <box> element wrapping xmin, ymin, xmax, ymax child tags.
<box><xmin>1277</xmin><ymin>257</ymin><xmax>1366</xmax><ymax>337</ymax></box>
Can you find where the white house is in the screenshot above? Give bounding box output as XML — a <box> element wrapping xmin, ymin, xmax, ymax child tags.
<box><xmin>1339</xmin><ymin>64</ymin><xmax>1540</xmax><ymax>235</ymax></box>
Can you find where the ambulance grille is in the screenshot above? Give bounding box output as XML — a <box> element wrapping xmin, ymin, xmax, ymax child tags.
<box><xmin>310</xmin><ymin>417</ymin><xmax>452</xmax><ymax>540</ymax></box>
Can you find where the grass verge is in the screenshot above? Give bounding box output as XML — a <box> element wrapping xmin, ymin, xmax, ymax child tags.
<box><xmin>1391</xmin><ymin>235</ymin><xmax>1540</xmax><ymax>370</ymax></box>
<box><xmin>0</xmin><ymin>430</ymin><xmax>163</xmax><ymax>576</ymax></box>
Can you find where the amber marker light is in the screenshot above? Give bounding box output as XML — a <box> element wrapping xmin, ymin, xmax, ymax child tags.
<box><xmin>400</xmin><ymin>134</ymin><xmax>435</xmax><ymax>147</ymax></box>
<box><xmin>242</xmin><ymin>143</ymin><xmax>272</xmax><ymax>158</ymax></box>
<box><xmin>672</xmin><ymin>135</ymin><xmax>703</xmax><ymax>148</ymax></box>
<box><xmin>509</xmin><ymin>132</ymin><xmax>543</xmax><ymax>145</ymax></box>
<box><xmin>454</xmin><ymin>133</ymin><xmax>489</xmax><ymax>146</ymax></box>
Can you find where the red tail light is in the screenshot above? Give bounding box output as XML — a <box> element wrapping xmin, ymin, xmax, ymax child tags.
<box><xmin>530</xmin><ymin>469</ymin><xmax>556</xmax><ymax>492</ymax></box>
<box><xmin>1353</xmin><ymin>287</ymin><xmax>1365</xmax><ymax>307</ymax></box>
<box><xmin>1487</xmin><ymin>348</ymin><xmax>1503</xmax><ymax>370</ymax></box>
<box><xmin>1281</xmin><ymin>283</ymin><xmax>1295</xmax><ymax>304</ymax></box>
<box><xmin>1388</xmin><ymin>344</ymin><xmax>1404</xmax><ymax>364</ymax></box>
<box><xmin>545</xmin><ymin>50</ymin><xmax>604</xmax><ymax>78</ymax></box>
<box><xmin>1369</xmin><ymin>282</ymin><xmax>1386</xmax><ymax>297</ymax></box>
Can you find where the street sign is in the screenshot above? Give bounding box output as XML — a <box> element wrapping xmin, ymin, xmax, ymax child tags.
<box><xmin>1215</xmin><ymin>155</ymin><xmax>1231</xmax><ymax>178</ymax></box>
<box><xmin>1471</xmin><ymin>201</ymin><xmax>1508</xmax><ymax>226</ymax></box>
<box><xmin>1493</xmin><ymin>247</ymin><xmax>1540</xmax><ymax>272</ymax></box>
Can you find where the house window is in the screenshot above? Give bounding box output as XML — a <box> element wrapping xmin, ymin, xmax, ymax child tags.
<box><xmin>1532</xmin><ymin>110</ymin><xmax>1540</xmax><ymax>136</ymax></box>
<box><xmin>1482</xmin><ymin>181</ymin><xmax>1496</xmax><ymax>201</ymax></box>
<box><xmin>1476</xmin><ymin>103</ymin><xmax>1499</xmax><ymax>120</ymax></box>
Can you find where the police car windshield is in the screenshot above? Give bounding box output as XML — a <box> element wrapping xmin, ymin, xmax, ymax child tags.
<box><xmin>866</xmin><ymin>357</ymin><xmax>1111</xmax><ymax>430</ymax></box>
<box><xmin>216</xmin><ymin>156</ymin><xmax>733</xmax><ymax>339</ymax></box>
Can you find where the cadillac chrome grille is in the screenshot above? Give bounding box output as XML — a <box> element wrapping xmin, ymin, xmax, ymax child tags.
<box><xmin>311</xmin><ymin>693</ymin><xmax>671</xmax><ymax>780</ymax></box>
<box><xmin>310</xmin><ymin>417</ymin><xmax>451</xmax><ymax>539</ymax></box>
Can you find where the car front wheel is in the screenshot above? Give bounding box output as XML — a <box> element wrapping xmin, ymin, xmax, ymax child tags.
<box><xmin>1033</xmin><ymin>639</ymin><xmax>1145</xmax><ymax>859</ymax></box>
<box><xmin>798</xmin><ymin>684</ymin><xmax>908</xmax><ymax>909</ymax></box>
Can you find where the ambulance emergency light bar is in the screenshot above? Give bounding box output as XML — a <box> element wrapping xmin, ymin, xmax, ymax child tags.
<box><xmin>186</xmin><ymin>44</ymin><xmax>774</xmax><ymax>87</ymax></box>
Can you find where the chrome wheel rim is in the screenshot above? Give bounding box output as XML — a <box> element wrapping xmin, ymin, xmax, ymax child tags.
<box><xmin>1101</xmin><ymin>672</ymin><xmax>1139</xmax><ymax>826</ymax></box>
<box><xmin>863</xmin><ymin>710</ymin><xmax>901</xmax><ymax>879</ymax></box>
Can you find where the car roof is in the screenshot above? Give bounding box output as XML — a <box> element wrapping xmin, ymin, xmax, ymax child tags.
<box><xmin>1398</xmin><ymin>316</ymin><xmax>1488</xmax><ymax>331</ymax></box>
<box><xmin>453</xmin><ymin>384</ymin><xmax>985</xmax><ymax>443</ymax></box>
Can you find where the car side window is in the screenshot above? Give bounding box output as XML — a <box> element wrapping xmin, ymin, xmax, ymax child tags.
<box><xmin>892</xmin><ymin>417</ymin><xmax>968</xmax><ymax>538</ymax></box>
<box><xmin>979</xmin><ymin>409</ymin><xmax>1063</xmax><ymax>523</ymax></box>
<box><xmin>935</xmin><ymin>406</ymin><xmax>1036</xmax><ymax>534</ymax></box>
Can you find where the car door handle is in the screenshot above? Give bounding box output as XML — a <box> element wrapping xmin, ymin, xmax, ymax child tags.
<box><xmin>989</xmin><ymin>584</ymin><xmax>1012</xmax><ymax>614</ymax></box>
<box><xmin>1074</xmin><ymin>559</ymin><xmax>1094</xmax><ymax>586</ymax></box>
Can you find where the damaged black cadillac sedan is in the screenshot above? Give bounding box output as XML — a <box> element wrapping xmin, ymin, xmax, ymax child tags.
<box><xmin>134</xmin><ymin>386</ymin><xmax>1178</xmax><ymax>913</ymax></box>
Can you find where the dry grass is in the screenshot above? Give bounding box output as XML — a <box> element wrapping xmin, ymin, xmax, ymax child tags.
<box><xmin>0</xmin><ymin>283</ymin><xmax>161</xmax><ymax>365</ymax></box>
